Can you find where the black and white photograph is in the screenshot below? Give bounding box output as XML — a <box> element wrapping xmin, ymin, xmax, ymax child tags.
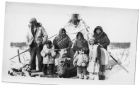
<box><xmin>2</xmin><ymin>2</ymin><xmax>138</xmax><ymax>85</ymax></box>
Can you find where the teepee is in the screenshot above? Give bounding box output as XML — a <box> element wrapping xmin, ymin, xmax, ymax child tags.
<box><xmin>64</xmin><ymin>13</ymin><xmax>91</xmax><ymax>42</ymax></box>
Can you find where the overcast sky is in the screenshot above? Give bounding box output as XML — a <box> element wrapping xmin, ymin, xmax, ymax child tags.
<box><xmin>4</xmin><ymin>2</ymin><xmax>138</xmax><ymax>44</ymax></box>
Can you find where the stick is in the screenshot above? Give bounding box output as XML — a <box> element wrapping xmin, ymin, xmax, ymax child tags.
<box><xmin>9</xmin><ymin>49</ymin><xmax>30</xmax><ymax>60</ymax></box>
<box><xmin>23</xmin><ymin>54</ymin><xmax>26</xmax><ymax>62</ymax></box>
<box><xmin>17</xmin><ymin>49</ymin><xmax>21</xmax><ymax>63</ymax></box>
<box><xmin>48</xmin><ymin>34</ymin><xmax>57</xmax><ymax>39</ymax></box>
<box><xmin>110</xmin><ymin>54</ymin><xmax>129</xmax><ymax>73</ymax></box>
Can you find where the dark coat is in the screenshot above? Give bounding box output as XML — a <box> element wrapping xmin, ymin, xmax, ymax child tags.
<box><xmin>93</xmin><ymin>26</ymin><xmax>110</xmax><ymax>50</ymax></box>
<box><xmin>73</xmin><ymin>32</ymin><xmax>89</xmax><ymax>54</ymax></box>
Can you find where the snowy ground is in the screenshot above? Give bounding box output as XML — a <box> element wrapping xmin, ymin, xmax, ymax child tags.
<box><xmin>7</xmin><ymin>47</ymin><xmax>135</xmax><ymax>85</ymax></box>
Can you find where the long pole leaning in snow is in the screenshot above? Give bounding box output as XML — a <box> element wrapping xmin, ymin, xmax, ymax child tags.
<box><xmin>9</xmin><ymin>49</ymin><xmax>29</xmax><ymax>60</ymax></box>
<box><xmin>109</xmin><ymin>54</ymin><xmax>129</xmax><ymax>73</ymax></box>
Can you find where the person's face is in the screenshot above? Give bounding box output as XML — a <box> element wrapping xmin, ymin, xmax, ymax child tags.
<box><xmin>46</xmin><ymin>44</ymin><xmax>51</xmax><ymax>49</ymax></box>
<box><xmin>62</xmin><ymin>30</ymin><xmax>66</xmax><ymax>35</ymax></box>
<box><xmin>89</xmin><ymin>40</ymin><xmax>94</xmax><ymax>45</ymax></box>
<box><xmin>96</xmin><ymin>29</ymin><xmax>101</xmax><ymax>34</ymax></box>
<box><xmin>30</xmin><ymin>22</ymin><xmax>36</xmax><ymax>27</ymax></box>
<box><xmin>78</xmin><ymin>35</ymin><xmax>82</xmax><ymax>39</ymax></box>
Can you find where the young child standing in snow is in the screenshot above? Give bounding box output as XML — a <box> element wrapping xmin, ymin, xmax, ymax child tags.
<box><xmin>87</xmin><ymin>37</ymin><xmax>99</xmax><ymax>80</ymax></box>
<box><xmin>41</xmin><ymin>40</ymin><xmax>56</xmax><ymax>76</ymax></box>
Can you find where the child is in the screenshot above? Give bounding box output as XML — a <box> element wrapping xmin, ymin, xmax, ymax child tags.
<box><xmin>87</xmin><ymin>37</ymin><xmax>99</xmax><ymax>80</ymax></box>
<box><xmin>41</xmin><ymin>40</ymin><xmax>56</xmax><ymax>76</ymax></box>
<box><xmin>73</xmin><ymin>32</ymin><xmax>89</xmax><ymax>79</ymax></box>
<box><xmin>73</xmin><ymin>50</ymin><xmax>89</xmax><ymax>79</ymax></box>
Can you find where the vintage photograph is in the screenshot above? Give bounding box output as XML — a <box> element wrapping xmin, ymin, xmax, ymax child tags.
<box><xmin>2</xmin><ymin>2</ymin><xmax>138</xmax><ymax>85</ymax></box>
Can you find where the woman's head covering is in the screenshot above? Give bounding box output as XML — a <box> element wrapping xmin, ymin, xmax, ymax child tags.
<box><xmin>59</xmin><ymin>28</ymin><xmax>66</xmax><ymax>36</ymax></box>
<box><xmin>76</xmin><ymin>32</ymin><xmax>84</xmax><ymax>40</ymax></box>
<box><xmin>57</xmin><ymin>28</ymin><xmax>67</xmax><ymax>41</ymax></box>
<box><xmin>54</xmin><ymin>28</ymin><xmax>71</xmax><ymax>50</ymax></box>
<box><xmin>93</xmin><ymin>26</ymin><xmax>103</xmax><ymax>34</ymax></box>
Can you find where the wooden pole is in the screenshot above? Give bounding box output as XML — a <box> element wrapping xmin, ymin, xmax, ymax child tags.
<box><xmin>110</xmin><ymin>54</ymin><xmax>129</xmax><ymax>73</ymax></box>
<box><xmin>9</xmin><ymin>49</ymin><xmax>29</xmax><ymax>60</ymax></box>
<box><xmin>17</xmin><ymin>49</ymin><xmax>21</xmax><ymax>63</ymax></box>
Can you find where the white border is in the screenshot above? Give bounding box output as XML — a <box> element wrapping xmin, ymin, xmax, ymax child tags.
<box><xmin>0</xmin><ymin>0</ymin><xmax>139</xmax><ymax>85</ymax></box>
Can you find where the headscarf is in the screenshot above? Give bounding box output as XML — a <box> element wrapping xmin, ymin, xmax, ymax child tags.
<box><xmin>53</xmin><ymin>28</ymin><xmax>72</xmax><ymax>50</ymax></box>
<box><xmin>76</xmin><ymin>32</ymin><xmax>84</xmax><ymax>40</ymax></box>
<box><xmin>57</xmin><ymin>28</ymin><xmax>67</xmax><ymax>41</ymax></box>
<box><xmin>93</xmin><ymin>26</ymin><xmax>103</xmax><ymax>34</ymax></box>
<box><xmin>74</xmin><ymin>32</ymin><xmax>89</xmax><ymax>54</ymax></box>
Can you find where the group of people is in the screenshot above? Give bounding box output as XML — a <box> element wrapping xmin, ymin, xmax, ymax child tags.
<box><xmin>26</xmin><ymin>17</ymin><xmax>110</xmax><ymax>80</ymax></box>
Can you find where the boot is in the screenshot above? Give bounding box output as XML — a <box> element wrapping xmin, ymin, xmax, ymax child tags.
<box><xmin>101</xmin><ymin>75</ymin><xmax>105</xmax><ymax>80</ymax></box>
<box><xmin>94</xmin><ymin>72</ymin><xmax>98</xmax><ymax>80</ymax></box>
<box><xmin>99</xmin><ymin>75</ymin><xmax>102</xmax><ymax>80</ymax></box>
<box><xmin>81</xmin><ymin>73</ymin><xmax>84</xmax><ymax>79</ymax></box>
<box><xmin>101</xmin><ymin>65</ymin><xmax>106</xmax><ymax>80</ymax></box>
<box><xmin>98</xmin><ymin>72</ymin><xmax>102</xmax><ymax>80</ymax></box>
<box><xmin>84</xmin><ymin>75</ymin><xmax>88</xmax><ymax>80</ymax></box>
<box><xmin>101</xmin><ymin>72</ymin><xmax>105</xmax><ymax>80</ymax></box>
<box><xmin>89</xmin><ymin>73</ymin><xmax>94</xmax><ymax>80</ymax></box>
<box><xmin>77</xmin><ymin>74</ymin><xmax>82</xmax><ymax>79</ymax></box>
<box><xmin>99</xmin><ymin>73</ymin><xmax>105</xmax><ymax>80</ymax></box>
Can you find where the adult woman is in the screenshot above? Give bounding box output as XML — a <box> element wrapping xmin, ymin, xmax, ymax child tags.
<box><xmin>93</xmin><ymin>26</ymin><xmax>110</xmax><ymax>80</ymax></box>
<box><xmin>53</xmin><ymin>28</ymin><xmax>72</xmax><ymax>55</ymax></box>
<box><xmin>53</xmin><ymin>28</ymin><xmax>72</xmax><ymax>77</ymax></box>
<box><xmin>93</xmin><ymin>26</ymin><xmax>110</xmax><ymax>50</ymax></box>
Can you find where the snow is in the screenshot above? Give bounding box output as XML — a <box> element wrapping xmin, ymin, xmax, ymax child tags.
<box><xmin>7</xmin><ymin>43</ymin><xmax>135</xmax><ymax>85</ymax></box>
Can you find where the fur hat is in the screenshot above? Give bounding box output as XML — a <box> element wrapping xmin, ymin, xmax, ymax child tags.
<box><xmin>30</xmin><ymin>18</ymin><xmax>37</xmax><ymax>23</ymax></box>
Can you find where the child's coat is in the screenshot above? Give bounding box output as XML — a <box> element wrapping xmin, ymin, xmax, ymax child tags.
<box><xmin>73</xmin><ymin>51</ymin><xmax>89</xmax><ymax>67</ymax></box>
<box><xmin>41</xmin><ymin>45</ymin><xmax>56</xmax><ymax>64</ymax></box>
<box><xmin>87</xmin><ymin>45</ymin><xmax>99</xmax><ymax>73</ymax></box>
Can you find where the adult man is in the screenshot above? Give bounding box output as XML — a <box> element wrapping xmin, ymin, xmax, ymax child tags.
<box><xmin>27</xmin><ymin>18</ymin><xmax>48</xmax><ymax>72</ymax></box>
